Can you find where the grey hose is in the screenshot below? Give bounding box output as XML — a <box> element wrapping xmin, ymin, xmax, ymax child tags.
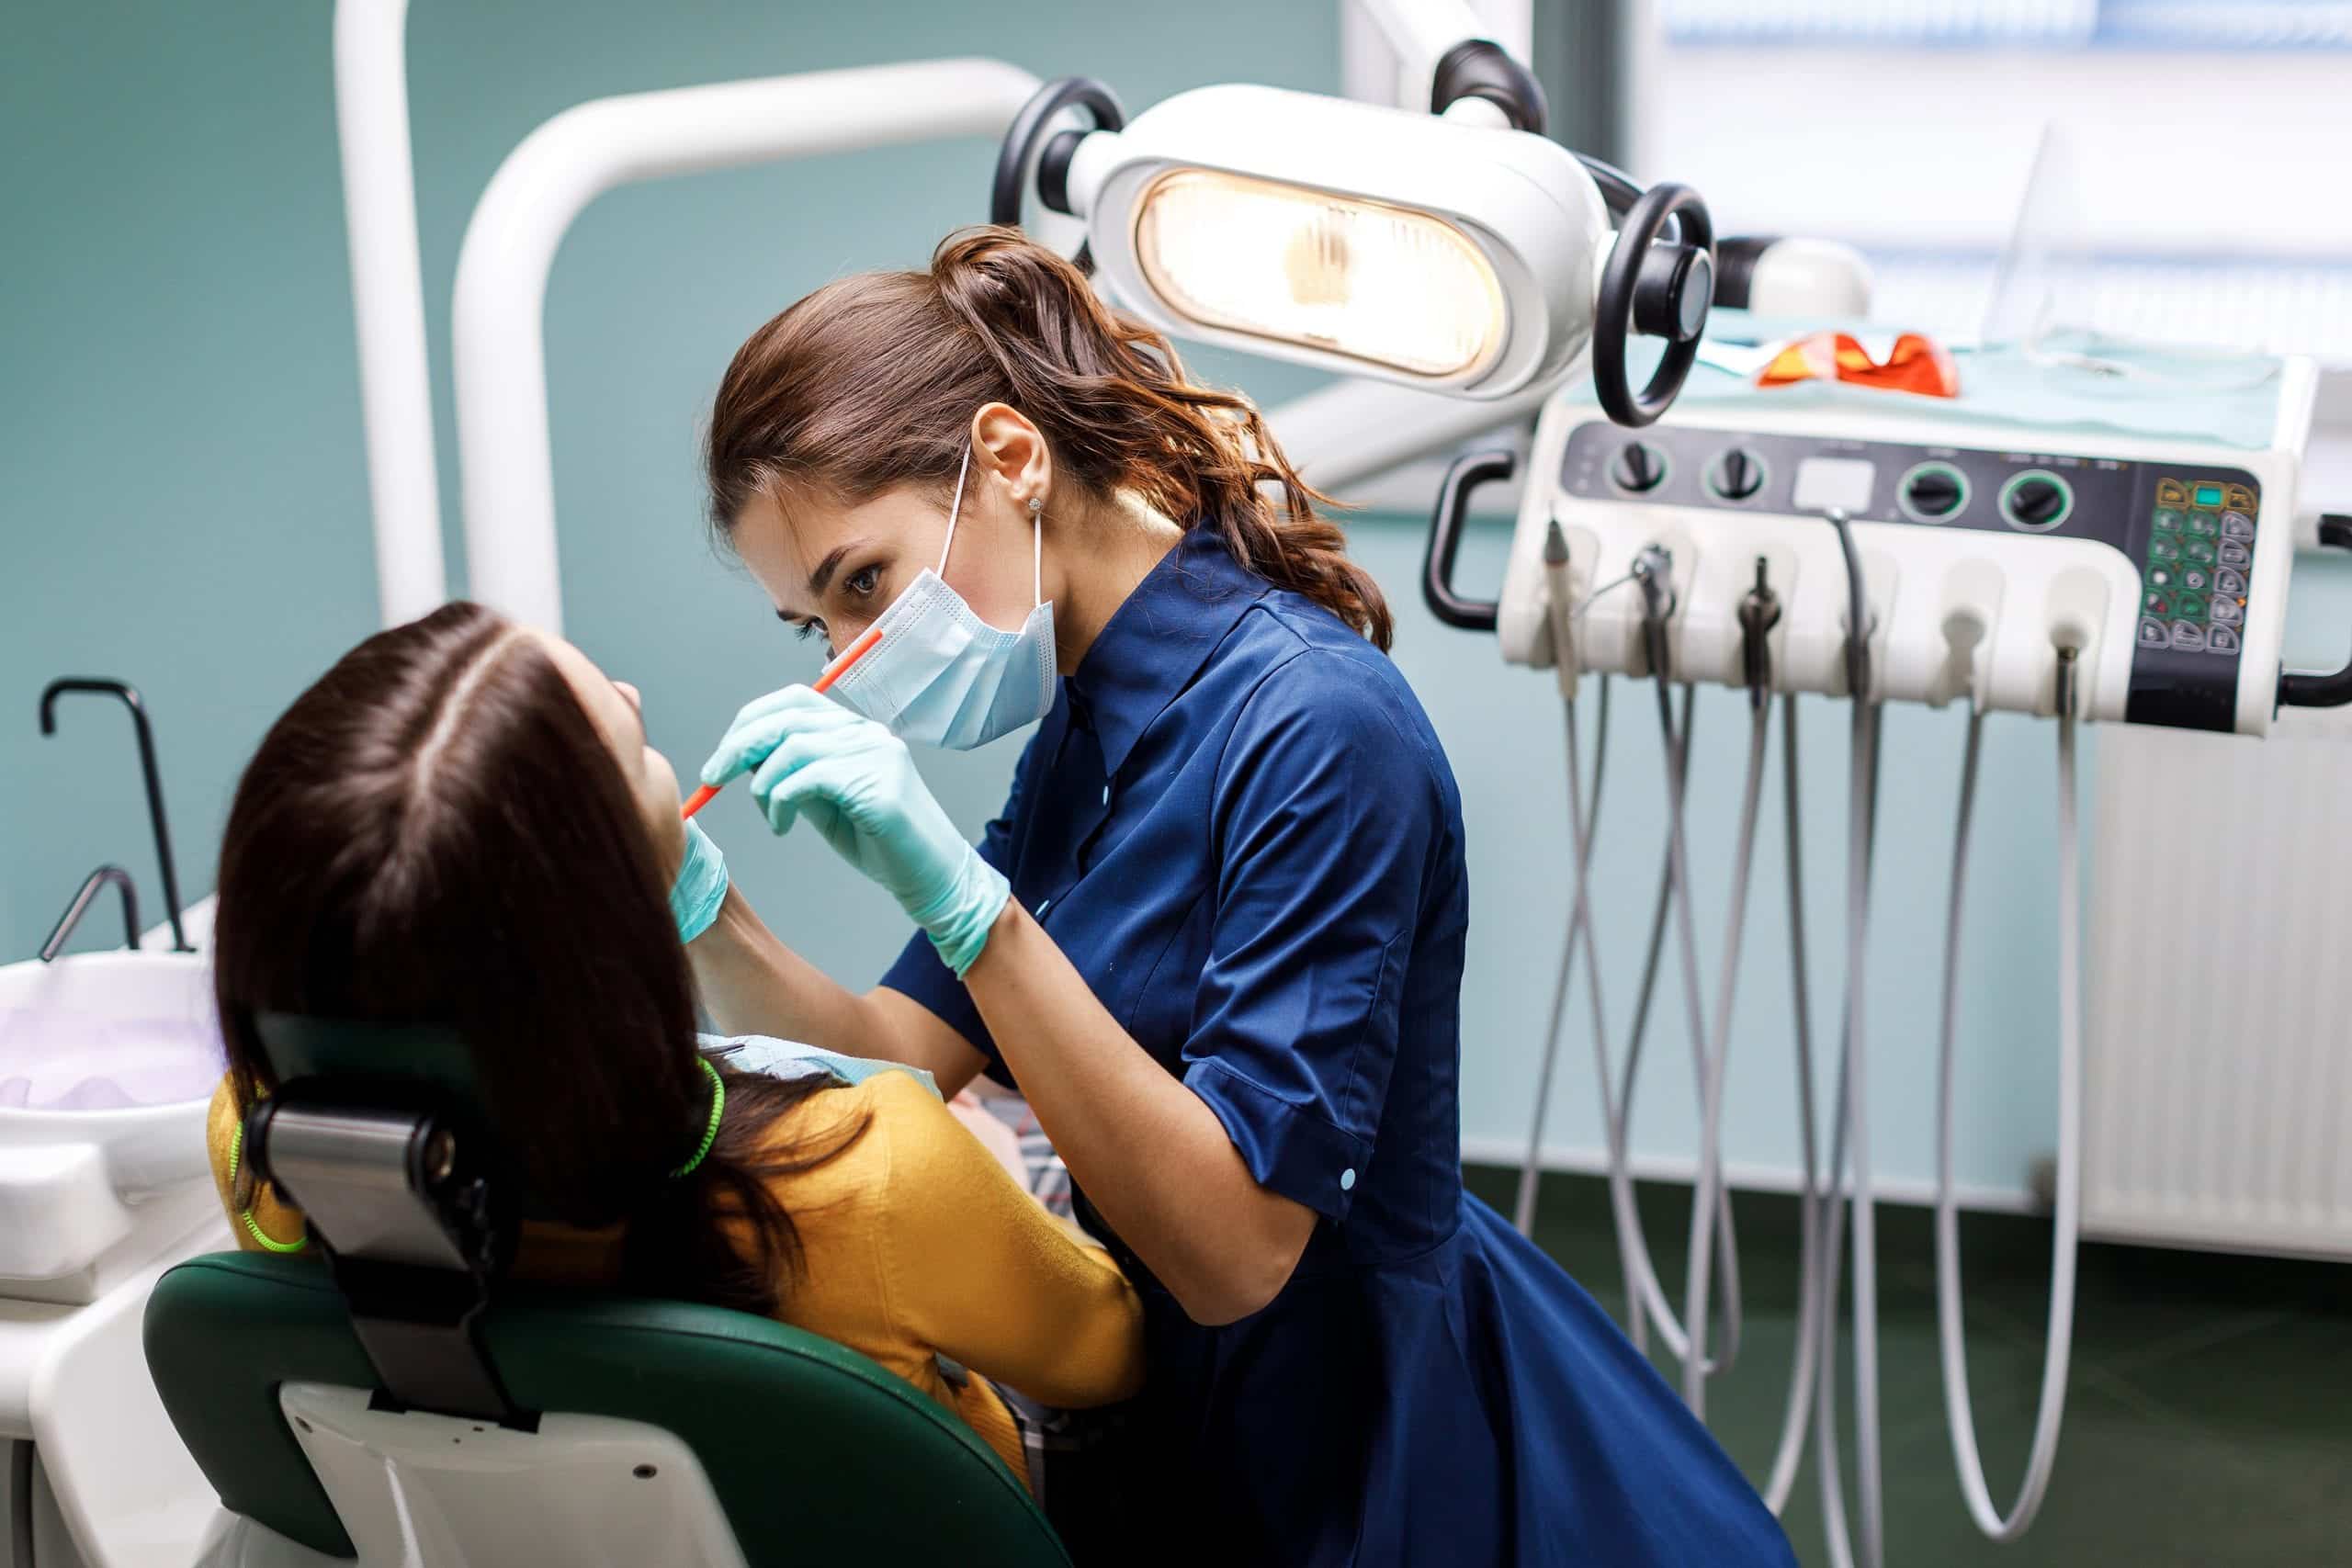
<box><xmin>1678</xmin><ymin>690</ymin><xmax>1773</xmax><ymax>1413</ymax></box>
<box><xmin>1809</xmin><ymin>507</ymin><xmax>1883</xmax><ymax>1568</ymax></box>
<box><xmin>1935</xmin><ymin>671</ymin><xmax>2083</xmax><ymax>1540</ymax></box>
<box><xmin>1515</xmin><ymin>676</ymin><xmax>1609</xmax><ymax>1235</ymax></box>
<box><xmin>1761</xmin><ymin>690</ymin><xmax>1826</xmax><ymax>1514</ymax></box>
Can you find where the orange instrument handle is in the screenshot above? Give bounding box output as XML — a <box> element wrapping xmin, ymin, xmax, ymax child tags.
<box><xmin>680</xmin><ymin>624</ymin><xmax>884</xmax><ymax>820</ymax></box>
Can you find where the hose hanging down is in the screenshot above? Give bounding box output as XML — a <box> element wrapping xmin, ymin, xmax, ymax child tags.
<box><xmin>1933</xmin><ymin>653</ymin><xmax>2084</xmax><ymax>1540</ymax></box>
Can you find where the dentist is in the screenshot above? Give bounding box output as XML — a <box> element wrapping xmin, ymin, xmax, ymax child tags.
<box><xmin>667</xmin><ymin>226</ymin><xmax>1789</xmax><ymax>1568</ymax></box>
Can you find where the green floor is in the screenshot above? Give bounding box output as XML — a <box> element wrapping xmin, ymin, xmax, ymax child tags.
<box><xmin>1461</xmin><ymin>1166</ymin><xmax>2352</xmax><ymax>1566</ymax></box>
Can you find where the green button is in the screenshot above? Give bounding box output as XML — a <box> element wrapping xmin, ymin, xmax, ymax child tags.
<box><xmin>2145</xmin><ymin>565</ymin><xmax>2174</xmax><ymax>589</ymax></box>
<box><xmin>2186</xmin><ymin>538</ymin><xmax>2218</xmax><ymax>564</ymax></box>
<box><xmin>2187</xmin><ymin>513</ymin><xmax>2221</xmax><ymax>536</ymax></box>
<box><xmin>2153</xmin><ymin>509</ymin><xmax>2185</xmax><ymax>532</ymax></box>
<box><xmin>2174</xmin><ymin>592</ymin><xmax>2209</xmax><ymax>619</ymax></box>
<box><xmin>2149</xmin><ymin>535</ymin><xmax>2180</xmax><ymax>559</ymax></box>
<box><xmin>2194</xmin><ymin>483</ymin><xmax>2225</xmax><ymax>508</ymax></box>
<box><xmin>2143</xmin><ymin>591</ymin><xmax>2172</xmax><ymax>616</ymax></box>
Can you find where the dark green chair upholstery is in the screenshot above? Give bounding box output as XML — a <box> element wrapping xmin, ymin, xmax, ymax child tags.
<box><xmin>144</xmin><ymin>1250</ymin><xmax>1070</xmax><ymax>1566</ymax></box>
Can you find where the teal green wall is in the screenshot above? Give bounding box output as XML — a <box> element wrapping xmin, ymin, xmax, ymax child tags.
<box><xmin>7</xmin><ymin>1</ymin><xmax>2348</xmax><ymax>1195</ymax></box>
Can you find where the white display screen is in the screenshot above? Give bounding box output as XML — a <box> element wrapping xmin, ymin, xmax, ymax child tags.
<box><xmin>1792</xmin><ymin>457</ymin><xmax>1877</xmax><ymax>514</ymax></box>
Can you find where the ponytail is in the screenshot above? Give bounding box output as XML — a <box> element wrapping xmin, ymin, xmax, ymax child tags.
<box><xmin>706</xmin><ymin>225</ymin><xmax>1394</xmax><ymax>649</ymax></box>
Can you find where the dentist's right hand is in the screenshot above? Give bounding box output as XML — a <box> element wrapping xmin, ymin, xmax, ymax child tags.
<box><xmin>701</xmin><ymin>685</ymin><xmax>1011</xmax><ymax>977</ymax></box>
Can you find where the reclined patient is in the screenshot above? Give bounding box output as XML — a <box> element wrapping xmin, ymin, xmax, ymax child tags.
<box><xmin>202</xmin><ymin>601</ymin><xmax>1141</xmax><ymax>1486</ymax></box>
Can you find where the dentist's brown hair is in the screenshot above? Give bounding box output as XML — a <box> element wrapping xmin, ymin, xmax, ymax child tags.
<box><xmin>705</xmin><ymin>224</ymin><xmax>1394</xmax><ymax>649</ymax></box>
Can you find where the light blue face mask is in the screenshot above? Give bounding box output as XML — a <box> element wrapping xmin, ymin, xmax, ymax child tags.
<box><xmin>826</xmin><ymin>443</ymin><xmax>1058</xmax><ymax>750</ymax></box>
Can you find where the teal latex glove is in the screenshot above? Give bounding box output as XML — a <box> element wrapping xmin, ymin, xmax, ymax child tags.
<box><xmin>669</xmin><ymin>820</ymin><xmax>729</xmax><ymax>945</ymax></box>
<box><xmin>702</xmin><ymin>686</ymin><xmax>1010</xmax><ymax>976</ymax></box>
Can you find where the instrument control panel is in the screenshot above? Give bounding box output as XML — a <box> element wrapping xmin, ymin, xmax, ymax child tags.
<box><xmin>1557</xmin><ymin>423</ymin><xmax>2263</xmax><ymax>732</ymax></box>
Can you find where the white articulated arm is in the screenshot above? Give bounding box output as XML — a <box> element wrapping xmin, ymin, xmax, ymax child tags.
<box><xmin>451</xmin><ymin>58</ymin><xmax>1041</xmax><ymax>633</ymax></box>
<box><xmin>335</xmin><ymin>0</ymin><xmax>444</xmax><ymax>626</ymax></box>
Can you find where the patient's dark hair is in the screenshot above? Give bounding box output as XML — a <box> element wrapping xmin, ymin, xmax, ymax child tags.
<box><xmin>211</xmin><ymin>601</ymin><xmax>859</xmax><ymax>1316</ymax></box>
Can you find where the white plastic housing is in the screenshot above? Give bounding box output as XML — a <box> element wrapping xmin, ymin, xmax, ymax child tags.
<box><xmin>1498</xmin><ymin>367</ymin><xmax>2318</xmax><ymax>736</ymax></box>
<box><xmin>1069</xmin><ymin>83</ymin><xmax>1611</xmax><ymax>400</ymax></box>
<box><xmin>0</xmin><ymin>953</ymin><xmax>224</xmax><ymax>1304</ymax></box>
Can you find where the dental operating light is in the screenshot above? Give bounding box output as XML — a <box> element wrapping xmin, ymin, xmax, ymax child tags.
<box><xmin>998</xmin><ymin>80</ymin><xmax>1716</xmax><ymax>423</ymax></box>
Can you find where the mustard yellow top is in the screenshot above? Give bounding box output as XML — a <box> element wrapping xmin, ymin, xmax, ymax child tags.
<box><xmin>205</xmin><ymin>1069</ymin><xmax>1142</xmax><ymax>1483</ymax></box>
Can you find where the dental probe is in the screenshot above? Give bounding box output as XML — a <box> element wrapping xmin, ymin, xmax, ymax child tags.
<box><xmin>680</xmin><ymin>623</ymin><xmax>885</xmax><ymax>820</ymax></box>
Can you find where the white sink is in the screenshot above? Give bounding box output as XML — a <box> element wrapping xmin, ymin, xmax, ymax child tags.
<box><xmin>0</xmin><ymin>952</ymin><xmax>224</xmax><ymax>1304</ymax></box>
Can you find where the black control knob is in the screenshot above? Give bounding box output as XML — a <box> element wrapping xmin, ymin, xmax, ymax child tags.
<box><xmin>1708</xmin><ymin>447</ymin><xmax>1765</xmax><ymax>502</ymax></box>
<box><xmin>1611</xmin><ymin>442</ymin><xmax>1668</xmax><ymax>493</ymax></box>
<box><xmin>2004</xmin><ymin>472</ymin><xmax>2071</xmax><ymax>531</ymax></box>
<box><xmin>1901</xmin><ymin>463</ymin><xmax>1966</xmax><ymax>521</ymax></box>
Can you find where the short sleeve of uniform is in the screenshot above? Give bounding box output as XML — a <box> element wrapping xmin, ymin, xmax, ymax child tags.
<box><xmin>1182</xmin><ymin>649</ymin><xmax>1437</xmax><ymax>1224</ymax></box>
<box><xmin>876</xmin><ymin>730</ymin><xmax>1036</xmax><ymax>1068</ymax></box>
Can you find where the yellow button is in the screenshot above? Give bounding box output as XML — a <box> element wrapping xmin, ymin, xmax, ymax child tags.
<box><xmin>2225</xmin><ymin>484</ymin><xmax>2256</xmax><ymax>513</ymax></box>
<box><xmin>2157</xmin><ymin>479</ymin><xmax>2188</xmax><ymax>506</ymax></box>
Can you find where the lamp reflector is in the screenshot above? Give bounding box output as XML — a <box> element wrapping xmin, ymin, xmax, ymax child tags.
<box><xmin>1132</xmin><ymin>169</ymin><xmax>1507</xmax><ymax>380</ymax></box>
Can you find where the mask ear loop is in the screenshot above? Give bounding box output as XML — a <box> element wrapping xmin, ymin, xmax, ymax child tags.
<box><xmin>936</xmin><ymin>443</ymin><xmax>977</xmax><ymax>575</ymax></box>
<box><xmin>1030</xmin><ymin>494</ymin><xmax>1045</xmax><ymax>608</ymax></box>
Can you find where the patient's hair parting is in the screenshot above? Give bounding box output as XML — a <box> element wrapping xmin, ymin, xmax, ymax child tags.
<box><xmin>212</xmin><ymin>601</ymin><xmax>865</xmax><ymax>1315</ymax></box>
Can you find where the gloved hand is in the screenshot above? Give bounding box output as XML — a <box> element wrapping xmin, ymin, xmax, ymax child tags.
<box><xmin>669</xmin><ymin>820</ymin><xmax>729</xmax><ymax>945</ymax></box>
<box><xmin>702</xmin><ymin>686</ymin><xmax>1010</xmax><ymax>976</ymax></box>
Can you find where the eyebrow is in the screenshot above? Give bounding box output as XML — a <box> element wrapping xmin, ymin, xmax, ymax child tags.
<box><xmin>806</xmin><ymin>545</ymin><xmax>854</xmax><ymax>600</ymax></box>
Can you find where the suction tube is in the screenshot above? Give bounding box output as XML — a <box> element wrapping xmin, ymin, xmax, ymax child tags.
<box><xmin>1810</xmin><ymin>507</ymin><xmax>1885</xmax><ymax>1568</ymax></box>
<box><xmin>1933</xmin><ymin>657</ymin><xmax>2083</xmax><ymax>1540</ymax></box>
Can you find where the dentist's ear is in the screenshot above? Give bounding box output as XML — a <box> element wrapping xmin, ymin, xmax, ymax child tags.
<box><xmin>969</xmin><ymin>402</ymin><xmax>1054</xmax><ymax>511</ymax></box>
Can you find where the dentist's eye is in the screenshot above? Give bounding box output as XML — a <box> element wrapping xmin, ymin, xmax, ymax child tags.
<box><xmin>845</xmin><ymin>565</ymin><xmax>881</xmax><ymax>599</ymax></box>
<box><xmin>794</xmin><ymin>621</ymin><xmax>824</xmax><ymax>643</ymax></box>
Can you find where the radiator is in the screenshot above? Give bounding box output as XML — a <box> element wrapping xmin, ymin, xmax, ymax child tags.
<box><xmin>2086</xmin><ymin>712</ymin><xmax>2352</xmax><ymax>1258</ymax></box>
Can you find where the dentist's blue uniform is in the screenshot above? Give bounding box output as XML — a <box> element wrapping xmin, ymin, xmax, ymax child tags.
<box><xmin>884</xmin><ymin>526</ymin><xmax>1792</xmax><ymax>1567</ymax></box>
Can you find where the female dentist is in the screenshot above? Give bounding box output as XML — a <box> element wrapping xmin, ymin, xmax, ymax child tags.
<box><xmin>671</xmin><ymin>226</ymin><xmax>1791</xmax><ymax>1568</ymax></box>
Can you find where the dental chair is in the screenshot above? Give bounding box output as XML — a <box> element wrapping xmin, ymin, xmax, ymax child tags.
<box><xmin>141</xmin><ymin>1017</ymin><xmax>1069</xmax><ymax>1568</ymax></box>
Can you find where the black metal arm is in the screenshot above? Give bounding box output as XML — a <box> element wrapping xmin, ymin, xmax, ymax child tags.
<box><xmin>39</xmin><ymin>865</ymin><xmax>141</xmax><ymax>963</ymax></box>
<box><xmin>38</xmin><ymin>678</ymin><xmax>189</xmax><ymax>951</ymax></box>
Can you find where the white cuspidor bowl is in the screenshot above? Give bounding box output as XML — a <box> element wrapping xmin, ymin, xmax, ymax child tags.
<box><xmin>0</xmin><ymin>950</ymin><xmax>227</xmax><ymax>1303</ymax></box>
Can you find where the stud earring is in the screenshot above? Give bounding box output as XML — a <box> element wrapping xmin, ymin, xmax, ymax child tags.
<box><xmin>1028</xmin><ymin>496</ymin><xmax>1045</xmax><ymax>516</ymax></box>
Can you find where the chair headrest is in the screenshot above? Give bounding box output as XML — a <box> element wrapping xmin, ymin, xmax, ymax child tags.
<box><xmin>253</xmin><ymin>1010</ymin><xmax>487</xmax><ymax>1111</ymax></box>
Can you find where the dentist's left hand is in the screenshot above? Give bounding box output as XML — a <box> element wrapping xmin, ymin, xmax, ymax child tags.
<box><xmin>701</xmin><ymin>686</ymin><xmax>1010</xmax><ymax>976</ymax></box>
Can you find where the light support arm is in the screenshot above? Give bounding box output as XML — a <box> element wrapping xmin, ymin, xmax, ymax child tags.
<box><xmin>451</xmin><ymin>58</ymin><xmax>1041</xmax><ymax>633</ymax></box>
<box><xmin>335</xmin><ymin>0</ymin><xmax>445</xmax><ymax>626</ymax></box>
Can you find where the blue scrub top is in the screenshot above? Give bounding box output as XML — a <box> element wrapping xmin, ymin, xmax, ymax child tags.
<box><xmin>883</xmin><ymin>526</ymin><xmax>1791</xmax><ymax>1567</ymax></box>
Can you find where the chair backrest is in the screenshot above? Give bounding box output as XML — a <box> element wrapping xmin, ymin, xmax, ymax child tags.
<box><xmin>145</xmin><ymin>1250</ymin><xmax>1071</xmax><ymax>1567</ymax></box>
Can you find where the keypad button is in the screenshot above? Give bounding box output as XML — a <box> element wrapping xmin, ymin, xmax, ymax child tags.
<box><xmin>2182</xmin><ymin>568</ymin><xmax>2210</xmax><ymax>592</ymax></box>
<box><xmin>2186</xmin><ymin>538</ymin><xmax>2218</xmax><ymax>565</ymax></box>
<box><xmin>2174</xmin><ymin>592</ymin><xmax>2210</xmax><ymax>619</ymax></box>
<box><xmin>2222</xmin><ymin>511</ymin><xmax>2255</xmax><ymax>541</ymax></box>
<box><xmin>2138</xmin><ymin>616</ymin><xmax>2171</xmax><ymax>649</ymax></box>
<box><xmin>2153</xmin><ymin>508</ymin><xmax>2186</xmax><ymax>533</ymax></box>
<box><xmin>2170</xmin><ymin>620</ymin><xmax>2208</xmax><ymax>651</ymax></box>
<box><xmin>2211</xmin><ymin>595</ymin><xmax>2245</xmax><ymax>626</ymax></box>
<box><xmin>2193</xmin><ymin>482</ymin><xmax>2226</xmax><ymax>509</ymax></box>
<box><xmin>2219</xmin><ymin>539</ymin><xmax>2252</xmax><ymax>569</ymax></box>
<box><xmin>2210</xmin><ymin>625</ymin><xmax>2242</xmax><ymax>654</ymax></box>
<box><xmin>2157</xmin><ymin>479</ymin><xmax>2189</xmax><ymax>507</ymax></box>
<box><xmin>2187</xmin><ymin>512</ymin><xmax>2221</xmax><ymax>537</ymax></box>
<box><xmin>2146</xmin><ymin>566</ymin><xmax>2175</xmax><ymax>590</ymax></box>
<box><xmin>2225</xmin><ymin>484</ymin><xmax>2256</xmax><ymax>512</ymax></box>
<box><xmin>2143</xmin><ymin>592</ymin><xmax>2172</xmax><ymax>617</ymax></box>
<box><xmin>2217</xmin><ymin>568</ymin><xmax>2248</xmax><ymax>596</ymax></box>
<box><xmin>2149</xmin><ymin>535</ymin><xmax>2181</xmax><ymax>559</ymax></box>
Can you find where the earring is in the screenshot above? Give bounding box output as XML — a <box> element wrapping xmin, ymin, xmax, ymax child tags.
<box><xmin>1028</xmin><ymin>496</ymin><xmax>1045</xmax><ymax>517</ymax></box>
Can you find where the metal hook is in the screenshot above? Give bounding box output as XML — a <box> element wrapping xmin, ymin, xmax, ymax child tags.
<box><xmin>40</xmin><ymin>865</ymin><xmax>142</xmax><ymax>964</ymax></box>
<box><xmin>39</xmin><ymin>678</ymin><xmax>189</xmax><ymax>952</ymax></box>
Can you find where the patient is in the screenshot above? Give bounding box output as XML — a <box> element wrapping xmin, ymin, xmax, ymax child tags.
<box><xmin>203</xmin><ymin>601</ymin><xmax>1141</xmax><ymax>1488</ymax></box>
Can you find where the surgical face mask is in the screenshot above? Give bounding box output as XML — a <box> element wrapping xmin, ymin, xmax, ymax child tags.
<box><xmin>826</xmin><ymin>444</ymin><xmax>1057</xmax><ymax>750</ymax></box>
